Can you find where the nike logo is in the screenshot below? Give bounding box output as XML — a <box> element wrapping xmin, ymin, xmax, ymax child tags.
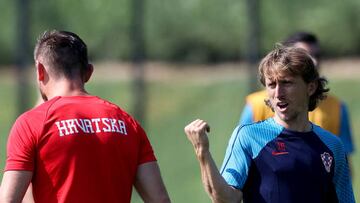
<box><xmin>272</xmin><ymin>151</ymin><xmax>289</xmax><ymax>156</ymax></box>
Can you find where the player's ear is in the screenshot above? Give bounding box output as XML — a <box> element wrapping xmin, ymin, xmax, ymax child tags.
<box><xmin>83</xmin><ymin>64</ymin><xmax>94</xmax><ymax>83</ymax></box>
<box><xmin>307</xmin><ymin>80</ymin><xmax>318</xmax><ymax>96</ymax></box>
<box><xmin>37</xmin><ymin>61</ymin><xmax>46</xmax><ymax>82</ymax></box>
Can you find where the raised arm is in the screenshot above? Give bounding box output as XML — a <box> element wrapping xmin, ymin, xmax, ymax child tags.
<box><xmin>134</xmin><ymin>161</ymin><xmax>171</xmax><ymax>203</ymax></box>
<box><xmin>0</xmin><ymin>171</ymin><xmax>32</xmax><ymax>203</ymax></box>
<box><xmin>184</xmin><ymin>119</ymin><xmax>243</xmax><ymax>203</ymax></box>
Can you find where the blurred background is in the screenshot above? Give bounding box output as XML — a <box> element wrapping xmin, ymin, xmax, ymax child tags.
<box><xmin>0</xmin><ymin>0</ymin><xmax>359</xmax><ymax>202</ymax></box>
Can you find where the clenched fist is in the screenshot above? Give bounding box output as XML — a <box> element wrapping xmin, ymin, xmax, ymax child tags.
<box><xmin>184</xmin><ymin>119</ymin><xmax>211</xmax><ymax>157</ymax></box>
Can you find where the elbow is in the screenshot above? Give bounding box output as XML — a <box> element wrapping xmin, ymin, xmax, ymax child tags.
<box><xmin>211</xmin><ymin>196</ymin><xmax>237</xmax><ymax>203</ymax></box>
<box><xmin>146</xmin><ymin>195</ymin><xmax>171</xmax><ymax>203</ymax></box>
<box><xmin>160</xmin><ymin>197</ymin><xmax>171</xmax><ymax>203</ymax></box>
<box><xmin>210</xmin><ymin>193</ymin><xmax>228</xmax><ymax>203</ymax></box>
<box><xmin>0</xmin><ymin>192</ymin><xmax>27</xmax><ymax>203</ymax></box>
<box><xmin>156</xmin><ymin>195</ymin><xmax>171</xmax><ymax>203</ymax></box>
<box><xmin>207</xmin><ymin>188</ymin><xmax>241</xmax><ymax>203</ymax></box>
<box><xmin>0</xmin><ymin>197</ymin><xmax>20</xmax><ymax>203</ymax></box>
<box><xmin>206</xmin><ymin>188</ymin><xmax>226</xmax><ymax>203</ymax></box>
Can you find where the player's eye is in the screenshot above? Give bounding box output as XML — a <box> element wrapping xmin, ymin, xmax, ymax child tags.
<box><xmin>283</xmin><ymin>80</ymin><xmax>293</xmax><ymax>85</ymax></box>
<box><xmin>267</xmin><ymin>82</ymin><xmax>276</xmax><ymax>88</ymax></box>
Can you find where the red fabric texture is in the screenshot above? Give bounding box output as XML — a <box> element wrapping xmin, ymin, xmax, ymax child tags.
<box><xmin>6</xmin><ymin>96</ymin><xmax>156</xmax><ymax>203</ymax></box>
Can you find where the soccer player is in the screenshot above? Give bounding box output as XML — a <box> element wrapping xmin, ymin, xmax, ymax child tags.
<box><xmin>184</xmin><ymin>45</ymin><xmax>355</xmax><ymax>202</ymax></box>
<box><xmin>0</xmin><ymin>30</ymin><xmax>171</xmax><ymax>203</ymax></box>
<box><xmin>239</xmin><ymin>32</ymin><xmax>355</xmax><ymax>159</ymax></box>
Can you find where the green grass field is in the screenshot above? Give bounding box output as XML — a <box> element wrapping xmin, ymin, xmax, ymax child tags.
<box><xmin>0</xmin><ymin>64</ymin><xmax>359</xmax><ymax>202</ymax></box>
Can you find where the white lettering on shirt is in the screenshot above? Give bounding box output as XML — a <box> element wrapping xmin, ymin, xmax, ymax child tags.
<box><xmin>110</xmin><ymin>119</ymin><xmax>120</xmax><ymax>133</ymax></box>
<box><xmin>92</xmin><ymin>118</ymin><xmax>101</xmax><ymax>133</ymax></box>
<box><xmin>55</xmin><ymin>118</ymin><xmax>128</xmax><ymax>137</ymax></box>
<box><xmin>102</xmin><ymin>118</ymin><xmax>111</xmax><ymax>132</ymax></box>
<box><xmin>55</xmin><ymin>120</ymin><xmax>69</xmax><ymax>137</ymax></box>
<box><xmin>118</xmin><ymin>120</ymin><xmax>127</xmax><ymax>135</ymax></box>
<box><xmin>65</xmin><ymin>119</ymin><xmax>79</xmax><ymax>134</ymax></box>
<box><xmin>83</xmin><ymin>119</ymin><xmax>94</xmax><ymax>133</ymax></box>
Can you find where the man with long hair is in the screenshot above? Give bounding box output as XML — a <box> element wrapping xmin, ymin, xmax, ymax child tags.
<box><xmin>184</xmin><ymin>45</ymin><xmax>354</xmax><ymax>203</ymax></box>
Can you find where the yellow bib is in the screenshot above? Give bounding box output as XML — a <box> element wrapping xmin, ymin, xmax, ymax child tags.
<box><xmin>309</xmin><ymin>95</ymin><xmax>340</xmax><ymax>135</ymax></box>
<box><xmin>246</xmin><ymin>90</ymin><xmax>274</xmax><ymax>122</ymax></box>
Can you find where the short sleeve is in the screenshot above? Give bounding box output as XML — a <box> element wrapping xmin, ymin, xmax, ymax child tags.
<box><xmin>220</xmin><ymin>126</ymin><xmax>252</xmax><ymax>189</ymax></box>
<box><xmin>5</xmin><ymin>115</ymin><xmax>37</xmax><ymax>171</ymax></box>
<box><xmin>332</xmin><ymin>143</ymin><xmax>355</xmax><ymax>203</ymax></box>
<box><xmin>338</xmin><ymin>103</ymin><xmax>354</xmax><ymax>154</ymax></box>
<box><xmin>313</xmin><ymin>125</ymin><xmax>355</xmax><ymax>203</ymax></box>
<box><xmin>136</xmin><ymin>125</ymin><xmax>157</xmax><ymax>165</ymax></box>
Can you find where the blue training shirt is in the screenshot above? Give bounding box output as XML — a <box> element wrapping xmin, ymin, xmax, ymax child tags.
<box><xmin>220</xmin><ymin>118</ymin><xmax>354</xmax><ymax>203</ymax></box>
<box><xmin>239</xmin><ymin>103</ymin><xmax>355</xmax><ymax>155</ymax></box>
<box><xmin>339</xmin><ymin>102</ymin><xmax>354</xmax><ymax>154</ymax></box>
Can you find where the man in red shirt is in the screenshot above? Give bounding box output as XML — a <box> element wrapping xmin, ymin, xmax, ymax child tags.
<box><xmin>0</xmin><ymin>30</ymin><xmax>171</xmax><ymax>203</ymax></box>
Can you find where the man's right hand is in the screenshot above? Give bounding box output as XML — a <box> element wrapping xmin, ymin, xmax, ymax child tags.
<box><xmin>184</xmin><ymin>119</ymin><xmax>211</xmax><ymax>157</ymax></box>
<box><xmin>184</xmin><ymin>119</ymin><xmax>243</xmax><ymax>203</ymax></box>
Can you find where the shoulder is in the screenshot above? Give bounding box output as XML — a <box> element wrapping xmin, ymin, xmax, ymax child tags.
<box><xmin>240</xmin><ymin>118</ymin><xmax>282</xmax><ymax>134</ymax></box>
<box><xmin>321</xmin><ymin>94</ymin><xmax>341</xmax><ymax>106</ymax></box>
<box><xmin>90</xmin><ymin>96</ymin><xmax>145</xmax><ymax>132</ymax></box>
<box><xmin>236</xmin><ymin>118</ymin><xmax>283</xmax><ymax>146</ymax></box>
<box><xmin>91</xmin><ymin>96</ymin><xmax>129</xmax><ymax>113</ymax></box>
<box><xmin>9</xmin><ymin>101</ymin><xmax>55</xmax><ymax>145</ymax></box>
<box><xmin>315</xmin><ymin>94</ymin><xmax>342</xmax><ymax>114</ymax></box>
<box><xmin>313</xmin><ymin>124</ymin><xmax>341</xmax><ymax>142</ymax></box>
<box><xmin>14</xmin><ymin>97</ymin><xmax>60</xmax><ymax>126</ymax></box>
<box><xmin>326</xmin><ymin>94</ymin><xmax>340</xmax><ymax>102</ymax></box>
<box><xmin>98</xmin><ymin>97</ymin><xmax>141</xmax><ymax>127</ymax></box>
<box><xmin>246</xmin><ymin>90</ymin><xmax>267</xmax><ymax>103</ymax></box>
<box><xmin>227</xmin><ymin>118</ymin><xmax>283</xmax><ymax>159</ymax></box>
<box><xmin>322</xmin><ymin>95</ymin><xmax>352</xmax><ymax>115</ymax></box>
<box><xmin>312</xmin><ymin>124</ymin><xmax>344</xmax><ymax>154</ymax></box>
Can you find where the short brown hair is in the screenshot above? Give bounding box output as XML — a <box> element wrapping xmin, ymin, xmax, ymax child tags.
<box><xmin>259</xmin><ymin>45</ymin><xmax>329</xmax><ymax>111</ymax></box>
<box><xmin>34</xmin><ymin>30</ymin><xmax>89</xmax><ymax>79</ymax></box>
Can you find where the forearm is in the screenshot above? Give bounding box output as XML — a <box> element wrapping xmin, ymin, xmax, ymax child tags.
<box><xmin>0</xmin><ymin>171</ymin><xmax>32</xmax><ymax>203</ymax></box>
<box><xmin>184</xmin><ymin>119</ymin><xmax>242</xmax><ymax>202</ymax></box>
<box><xmin>135</xmin><ymin>162</ymin><xmax>171</xmax><ymax>203</ymax></box>
<box><xmin>22</xmin><ymin>184</ymin><xmax>34</xmax><ymax>203</ymax></box>
<box><xmin>197</xmin><ymin>150</ymin><xmax>242</xmax><ymax>203</ymax></box>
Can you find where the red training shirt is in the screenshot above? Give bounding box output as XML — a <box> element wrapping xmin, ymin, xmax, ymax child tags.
<box><xmin>5</xmin><ymin>96</ymin><xmax>156</xmax><ymax>203</ymax></box>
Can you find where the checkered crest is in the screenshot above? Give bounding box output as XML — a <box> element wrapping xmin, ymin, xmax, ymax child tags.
<box><xmin>320</xmin><ymin>152</ymin><xmax>333</xmax><ymax>173</ymax></box>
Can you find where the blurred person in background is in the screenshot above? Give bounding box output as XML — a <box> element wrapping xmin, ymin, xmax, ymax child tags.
<box><xmin>184</xmin><ymin>45</ymin><xmax>355</xmax><ymax>203</ymax></box>
<box><xmin>239</xmin><ymin>32</ymin><xmax>355</xmax><ymax>173</ymax></box>
<box><xmin>0</xmin><ymin>30</ymin><xmax>170</xmax><ymax>203</ymax></box>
